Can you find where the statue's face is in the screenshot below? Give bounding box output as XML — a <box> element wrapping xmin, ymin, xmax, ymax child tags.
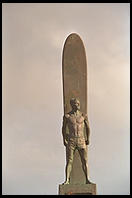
<box><xmin>71</xmin><ymin>99</ymin><xmax>80</xmax><ymax>111</ymax></box>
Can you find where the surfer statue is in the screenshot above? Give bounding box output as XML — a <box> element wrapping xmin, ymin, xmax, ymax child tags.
<box><xmin>62</xmin><ymin>98</ymin><xmax>91</xmax><ymax>185</ymax></box>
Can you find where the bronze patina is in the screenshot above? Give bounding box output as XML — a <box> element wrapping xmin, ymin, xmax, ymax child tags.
<box><xmin>62</xmin><ymin>33</ymin><xmax>88</xmax><ymax>184</ymax></box>
<box><xmin>62</xmin><ymin>98</ymin><xmax>91</xmax><ymax>185</ymax></box>
<box><xmin>59</xmin><ymin>33</ymin><xmax>97</xmax><ymax>195</ymax></box>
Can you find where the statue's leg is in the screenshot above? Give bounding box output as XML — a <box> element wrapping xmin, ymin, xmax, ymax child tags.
<box><xmin>78</xmin><ymin>147</ymin><xmax>91</xmax><ymax>184</ymax></box>
<box><xmin>63</xmin><ymin>142</ymin><xmax>75</xmax><ymax>184</ymax></box>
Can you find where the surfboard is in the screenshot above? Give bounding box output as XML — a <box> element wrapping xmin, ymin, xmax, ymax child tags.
<box><xmin>62</xmin><ymin>33</ymin><xmax>88</xmax><ymax>184</ymax></box>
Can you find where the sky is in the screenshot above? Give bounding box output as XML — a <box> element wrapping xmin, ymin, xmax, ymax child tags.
<box><xmin>2</xmin><ymin>3</ymin><xmax>130</xmax><ymax>195</ymax></box>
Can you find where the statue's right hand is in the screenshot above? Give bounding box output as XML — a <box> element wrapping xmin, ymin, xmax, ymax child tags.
<box><xmin>64</xmin><ymin>140</ymin><xmax>68</xmax><ymax>146</ymax></box>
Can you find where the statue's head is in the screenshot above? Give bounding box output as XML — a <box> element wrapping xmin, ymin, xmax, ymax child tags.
<box><xmin>70</xmin><ymin>98</ymin><xmax>80</xmax><ymax>111</ymax></box>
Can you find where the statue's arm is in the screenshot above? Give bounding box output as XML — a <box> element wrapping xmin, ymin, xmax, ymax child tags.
<box><xmin>62</xmin><ymin>115</ymin><xmax>68</xmax><ymax>146</ymax></box>
<box><xmin>84</xmin><ymin>114</ymin><xmax>90</xmax><ymax>145</ymax></box>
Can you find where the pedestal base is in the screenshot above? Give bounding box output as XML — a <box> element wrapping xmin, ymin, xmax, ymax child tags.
<box><xmin>58</xmin><ymin>183</ymin><xmax>97</xmax><ymax>195</ymax></box>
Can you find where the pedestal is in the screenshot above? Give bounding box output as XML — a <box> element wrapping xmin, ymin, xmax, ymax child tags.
<box><xmin>58</xmin><ymin>183</ymin><xmax>97</xmax><ymax>195</ymax></box>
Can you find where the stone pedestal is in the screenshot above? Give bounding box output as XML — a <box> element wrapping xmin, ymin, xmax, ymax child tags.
<box><xmin>58</xmin><ymin>183</ymin><xmax>97</xmax><ymax>195</ymax></box>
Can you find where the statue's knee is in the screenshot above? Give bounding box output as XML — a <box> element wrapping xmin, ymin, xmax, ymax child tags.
<box><xmin>67</xmin><ymin>158</ymin><xmax>73</xmax><ymax>165</ymax></box>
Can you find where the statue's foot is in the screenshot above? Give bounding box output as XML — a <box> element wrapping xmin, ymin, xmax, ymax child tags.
<box><xmin>86</xmin><ymin>179</ymin><xmax>92</xmax><ymax>184</ymax></box>
<box><xmin>62</xmin><ymin>180</ymin><xmax>70</xmax><ymax>185</ymax></box>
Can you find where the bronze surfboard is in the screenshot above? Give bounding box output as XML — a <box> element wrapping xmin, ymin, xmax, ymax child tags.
<box><xmin>62</xmin><ymin>33</ymin><xmax>88</xmax><ymax>184</ymax></box>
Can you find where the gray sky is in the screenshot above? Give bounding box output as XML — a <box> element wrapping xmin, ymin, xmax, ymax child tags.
<box><xmin>2</xmin><ymin>3</ymin><xmax>130</xmax><ymax>195</ymax></box>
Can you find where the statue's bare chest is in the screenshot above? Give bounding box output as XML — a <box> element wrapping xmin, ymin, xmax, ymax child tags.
<box><xmin>68</xmin><ymin>114</ymin><xmax>84</xmax><ymax>125</ymax></box>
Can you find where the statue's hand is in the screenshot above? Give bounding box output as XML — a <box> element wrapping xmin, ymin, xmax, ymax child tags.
<box><xmin>64</xmin><ymin>139</ymin><xmax>68</xmax><ymax>146</ymax></box>
<box><xmin>85</xmin><ymin>140</ymin><xmax>89</xmax><ymax>145</ymax></box>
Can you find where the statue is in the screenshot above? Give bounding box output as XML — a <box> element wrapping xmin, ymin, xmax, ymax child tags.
<box><xmin>58</xmin><ymin>33</ymin><xmax>96</xmax><ymax>195</ymax></box>
<box><xmin>62</xmin><ymin>98</ymin><xmax>91</xmax><ymax>185</ymax></box>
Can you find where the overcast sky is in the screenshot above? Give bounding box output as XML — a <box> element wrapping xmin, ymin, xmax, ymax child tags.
<box><xmin>2</xmin><ymin>3</ymin><xmax>130</xmax><ymax>195</ymax></box>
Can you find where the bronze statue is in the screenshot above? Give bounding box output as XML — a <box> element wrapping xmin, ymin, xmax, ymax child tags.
<box><xmin>62</xmin><ymin>98</ymin><xmax>91</xmax><ymax>185</ymax></box>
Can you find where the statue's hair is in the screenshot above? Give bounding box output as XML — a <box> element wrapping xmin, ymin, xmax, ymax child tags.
<box><xmin>70</xmin><ymin>98</ymin><xmax>80</xmax><ymax>106</ymax></box>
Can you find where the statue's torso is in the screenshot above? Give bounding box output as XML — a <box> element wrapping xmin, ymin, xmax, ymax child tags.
<box><xmin>65</xmin><ymin>112</ymin><xmax>85</xmax><ymax>139</ymax></box>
